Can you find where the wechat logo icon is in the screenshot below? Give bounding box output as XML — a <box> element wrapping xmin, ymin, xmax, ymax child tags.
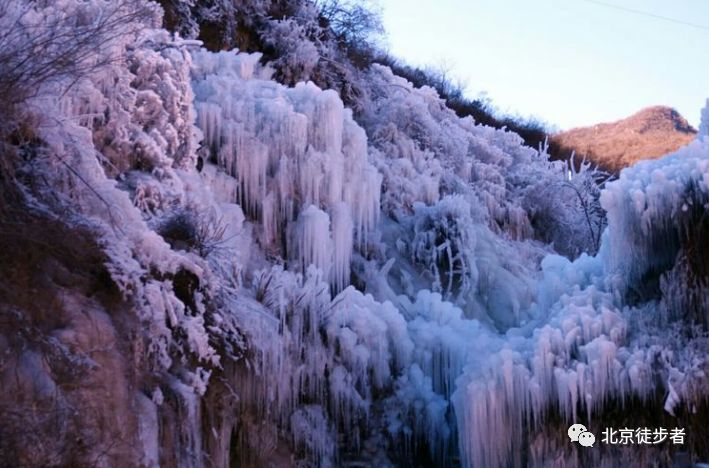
<box><xmin>568</xmin><ymin>423</ymin><xmax>595</xmax><ymax>447</ymax></box>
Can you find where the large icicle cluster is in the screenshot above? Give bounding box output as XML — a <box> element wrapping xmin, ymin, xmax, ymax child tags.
<box><xmin>191</xmin><ymin>50</ymin><xmax>381</xmax><ymax>290</ymax></box>
<box><xmin>452</xmin><ymin>137</ymin><xmax>709</xmax><ymax>467</ymax></box>
<box><xmin>600</xmin><ymin>137</ymin><xmax>709</xmax><ymax>323</ymax></box>
<box><xmin>229</xmin><ymin>266</ymin><xmax>412</xmax><ymax>465</ymax></box>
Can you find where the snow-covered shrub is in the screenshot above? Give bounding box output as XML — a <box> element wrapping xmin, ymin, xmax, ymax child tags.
<box><xmin>158</xmin><ymin>0</ymin><xmax>374</xmax><ymax>110</ymax></box>
<box><xmin>59</xmin><ymin>29</ymin><xmax>201</xmax><ymax>178</ymax></box>
<box><xmin>261</xmin><ymin>12</ymin><xmax>323</xmax><ymax>84</ymax></box>
<box><xmin>410</xmin><ymin>196</ymin><xmax>478</xmax><ymax>299</ymax></box>
<box><xmin>158</xmin><ymin>207</ymin><xmax>229</xmax><ymax>257</ymax></box>
<box><xmin>159</xmin><ymin>210</ymin><xmax>203</xmax><ymax>251</ymax></box>
<box><xmin>359</xmin><ymin>64</ymin><xmax>614</xmax><ymax>265</ymax></box>
<box><xmin>523</xmin><ymin>153</ymin><xmax>609</xmax><ymax>258</ymax></box>
<box><xmin>0</xmin><ymin>0</ymin><xmax>157</xmax><ymax>134</ymax></box>
<box><xmin>360</xmin><ymin>64</ymin><xmax>541</xmax><ymax>232</ymax></box>
<box><xmin>1</xmin><ymin>4</ymin><xmax>231</xmax><ymax>464</ymax></box>
<box><xmin>160</xmin><ymin>0</ymin><xmax>268</xmax><ymax>49</ymax></box>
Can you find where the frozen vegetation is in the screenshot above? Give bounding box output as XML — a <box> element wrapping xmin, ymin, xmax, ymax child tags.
<box><xmin>0</xmin><ymin>0</ymin><xmax>707</xmax><ymax>467</ymax></box>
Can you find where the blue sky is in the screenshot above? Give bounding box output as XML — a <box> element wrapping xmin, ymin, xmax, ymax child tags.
<box><xmin>380</xmin><ymin>0</ymin><xmax>709</xmax><ymax>130</ymax></box>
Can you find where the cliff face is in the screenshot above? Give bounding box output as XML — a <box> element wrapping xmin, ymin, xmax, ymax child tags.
<box><xmin>0</xmin><ymin>211</ymin><xmax>143</xmax><ymax>467</ymax></box>
<box><xmin>552</xmin><ymin>106</ymin><xmax>697</xmax><ymax>172</ymax></box>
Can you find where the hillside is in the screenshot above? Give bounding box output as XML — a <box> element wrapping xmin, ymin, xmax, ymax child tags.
<box><xmin>0</xmin><ymin>1</ymin><xmax>708</xmax><ymax>467</ymax></box>
<box><xmin>552</xmin><ymin>106</ymin><xmax>697</xmax><ymax>172</ymax></box>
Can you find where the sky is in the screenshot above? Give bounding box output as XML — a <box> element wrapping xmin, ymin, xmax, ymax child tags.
<box><xmin>380</xmin><ymin>0</ymin><xmax>709</xmax><ymax>130</ymax></box>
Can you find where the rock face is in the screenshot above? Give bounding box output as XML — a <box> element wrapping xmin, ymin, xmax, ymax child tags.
<box><xmin>0</xmin><ymin>212</ymin><xmax>143</xmax><ymax>467</ymax></box>
<box><xmin>552</xmin><ymin>106</ymin><xmax>697</xmax><ymax>172</ymax></box>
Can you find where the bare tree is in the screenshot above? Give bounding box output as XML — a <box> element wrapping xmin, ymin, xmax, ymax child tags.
<box><xmin>558</xmin><ymin>153</ymin><xmax>611</xmax><ymax>254</ymax></box>
<box><xmin>524</xmin><ymin>147</ymin><xmax>611</xmax><ymax>258</ymax></box>
<box><xmin>317</xmin><ymin>0</ymin><xmax>384</xmax><ymax>49</ymax></box>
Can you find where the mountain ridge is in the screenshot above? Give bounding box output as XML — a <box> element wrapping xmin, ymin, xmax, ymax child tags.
<box><xmin>552</xmin><ymin>105</ymin><xmax>697</xmax><ymax>172</ymax></box>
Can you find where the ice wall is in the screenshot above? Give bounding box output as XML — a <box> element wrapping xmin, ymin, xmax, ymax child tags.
<box><xmin>600</xmin><ymin>138</ymin><xmax>709</xmax><ymax>299</ymax></box>
<box><xmin>453</xmin><ymin>136</ymin><xmax>709</xmax><ymax>467</ymax></box>
<box><xmin>191</xmin><ymin>50</ymin><xmax>381</xmax><ymax>290</ymax></box>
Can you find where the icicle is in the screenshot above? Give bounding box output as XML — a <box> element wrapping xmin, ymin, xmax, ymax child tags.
<box><xmin>310</xmin><ymin>89</ymin><xmax>344</xmax><ymax>153</ymax></box>
<box><xmin>169</xmin><ymin>378</ymin><xmax>204</xmax><ymax>468</ymax></box>
<box><xmin>296</xmin><ymin>205</ymin><xmax>332</xmax><ymax>278</ymax></box>
<box><xmin>331</xmin><ymin>202</ymin><xmax>353</xmax><ymax>292</ymax></box>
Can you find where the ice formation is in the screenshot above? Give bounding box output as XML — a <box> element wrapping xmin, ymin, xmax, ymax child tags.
<box><xmin>700</xmin><ymin>99</ymin><xmax>709</xmax><ymax>138</ymax></box>
<box><xmin>191</xmin><ymin>49</ymin><xmax>381</xmax><ymax>290</ymax></box>
<box><xmin>454</xmin><ymin>136</ymin><xmax>709</xmax><ymax>467</ymax></box>
<box><xmin>2</xmin><ymin>0</ymin><xmax>708</xmax><ymax>466</ymax></box>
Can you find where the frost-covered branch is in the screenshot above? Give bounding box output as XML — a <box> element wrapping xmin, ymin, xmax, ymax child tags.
<box><xmin>0</xmin><ymin>0</ymin><xmax>153</xmax><ymax>128</ymax></box>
